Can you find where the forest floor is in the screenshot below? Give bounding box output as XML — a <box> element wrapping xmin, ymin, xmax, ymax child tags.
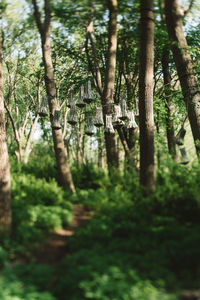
<box><xmin>32</xmin><ymin>205</ymin><xmax>94</xmax><ymax>265</ymax></box>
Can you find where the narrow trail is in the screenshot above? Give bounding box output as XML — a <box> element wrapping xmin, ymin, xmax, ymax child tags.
<box><xmin>33</xmin><ymin>205</ymin><xmax>93</xmax><ymax>265</ymax></box>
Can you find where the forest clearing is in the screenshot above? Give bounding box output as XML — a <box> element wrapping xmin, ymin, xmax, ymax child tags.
<box><xmin>0</xmin><ymin>0</ymin><xmax>200</xmax><ymax>299</ymax></box>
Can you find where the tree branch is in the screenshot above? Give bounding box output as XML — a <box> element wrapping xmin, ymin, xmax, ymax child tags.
<box><xmin>32</xmin><ymin>0</ymin><xmax>44</xmax><ymax>35</ymax></box>
<box><xmin>44</xmin><ymin>0</ymin><xmax>51</xmax><ymax>36</ymax></box>
<box><xmin>76</xmin><ymin>9</ymin><xmax>103</xmax><ymax>96</ymax></box>
<box><xmin>184</xmin><ymin>0</ymin><xmax>195</xmax><ymax>16</ymax></box>
<box><xmin>4</xmin><ymin>100</ymin><xmax>20</xmax><ymax>142</ymax></box>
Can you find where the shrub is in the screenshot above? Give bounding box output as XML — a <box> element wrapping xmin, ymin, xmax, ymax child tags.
<box><xmin>0</xmin><ymin>271</ymin><xmax>55</xmax><ymax>300</ymax></box>
<box><xmin>11</xmin><ymin>174</ymin><xmax>70</xmax><ymax>207</ymax></box>
<box><xmin>0</xmin><ymin>246</ymin><xmax>8</xmax><ymax>268</ymax></box>
<box><xmin>79</xmin><ymin>267</ymin><xmax>177</xmax><ymax>300</ymax></box>
<box><xmin>71</xmin><ymin>163</ymin><xmax>108</xmax><ymax>190</ymax></box>
<box><xmin>11</xmin><ymin>174</ymin><xmax>73</xmax><ymax>246</ymax></box>
<box><xmin>10</xmin><ymin>145</ymin><xmax>58</xmax><ymax>182</ymax></box>
<box><xmin>155</xmin><ymin>161</ymin><xmax>200</xmax><ymax>221</ymax></box>
<box><xmin>5</xmin><ymin>155</ymin><xmax>200</xmax><ymax>300</ymax></box>
<box><xmin>52</xmin><ymin>161</ymin><xmax>200</xmax><ymax>299</ymax></box>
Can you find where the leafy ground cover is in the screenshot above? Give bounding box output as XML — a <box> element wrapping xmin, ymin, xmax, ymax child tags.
<box><xmin>0</xmin><ymin>156</ymin><xmax>200</xmax><ymax>299</ymax></box>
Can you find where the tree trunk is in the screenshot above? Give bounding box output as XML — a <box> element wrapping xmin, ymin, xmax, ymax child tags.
<box><xmin>4</xmin><ymin>101</ymin><xmax>23</xmax><ymax>163</ymax></box>
<box><xmin>43</xmin><ymin>37</ymin><xmax>75</xmax><ymax>192</ymax></box>
<box><xmin>97</xmin><ymin>128</ymin><xmax>105</xmax><ymax>169</ymax></box>
<box><xmin>84</xmin><ymin>1</ymin><xmax>119</xmax><ymax>171</ymax></box>
<box><xmin>76</xmin><ymin>122</ymin><xmax>84</xmax><ymax>168</ymax></box>
<box><xmin>126</xmin><ymin>127</ymin><xmax>138</xmax><ymax>168</ymax></box>
<box><xmin>32</xmin><ymin>0</ymin><xmax>75</xmax><ymax>193</ymax></box>
<box><xmin>82</xmin><ymin>134</ymin><xmax>86</xmax><ymax>165</ymax></box>
<box><xmin>16</xmin><ymin>139</ymin><xmax>23</xmax><ymax>162</ymax></box>
<box><xmin>164</xmin><ymin>0</ymin><xmax>200</xmax><ymax>156</ymax></box>
<box><xmin>24</xmin><ymin>113</ymin><xmax>39</xmax><ymax>164</ymax></box>
<box><xmin>102</xmin><ymin>0</ymin><xmax>119</xmax><ymax>170</ymax></box>
<box><xmin>161</xmin><ymin>49</ymin><xmax>177</xmax><ymax>161</ymax></box>
<box><xmin>139</xmin><ymin>0</ymin><xmax>155</xmax><ymax>191</ymax></box>
<box><xmin>0</xmin><ymin>32</ymin><xmax>12</xmax><ymax>235</ymax></box>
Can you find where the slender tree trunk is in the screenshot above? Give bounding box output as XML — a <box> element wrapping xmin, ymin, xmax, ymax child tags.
<box><xmin>84</xmin><ymin>1</ymin><xmax>118</xmax><ymax>171</ymax></box>
<box><xmin>76</xmin><ymin>123</ymin><xmax>83</xmax><ymax>168</ymax></box>
<box><xmin>164</xmin><ymin>0</ymin><xmax>200</xmax><ymax>156</ymax></box>
<box><xmin>82</xmin><ymin>134</ymin><xmax>86</xmax><ymax>165</ymax></box>
<box><xmin>102</xmin><ymin>0</ymin><xmax>118</xmax><ymax>170</ymax></box>
<box><xmin>161</xmin><ymin>49</ymin><xmax>177</xmax><ymax>161</ymax></box>
<box><xmin>4</xmin><ymin>101</ymin><xmax>23</xmax><ymax>163</ymax></box>
<box><xmin>126</xmin><ymin>127</ymin><xmax>138</xmax><ymax>168</ymax></box>
<box><xmin>24</xmin><ymin>113</ymin><xmax>39</xmax><ymax>164</ymax></box>
<box><xmin>122</xmin><ymin>39</ymin><xmax>138</xmax><ymax>107</ymax></box>
<box><xmin>139</xmin><ymin>0</ymin><xmax>155</xmax><ymax>191</ymax></box>
<box><xmin>117</xmin><ymin>127</ymin><xmax>130</xmax><ymax>157</ymax></box>
<box><xmin>0</xmin><ymin>32</ymin><xmax>11</xmax><ymax>235</ymax></box>
<box><xmin>116</xmin><ymin>136</ymin><xmax>122</xmax><ymax>168</ymax></box>
<box><xmin>97</xmin><ymin>128</ymin><xmax>105</xmax><ymax>169</ymax></box>
<box><xmin>32</xmin><ymin>0</ymin><xmax>75</xmax><ymax>193</ymax></box>
<box><xmin>43</xmin><ymin>38</ymin><xmax>75</xmax><ymax>192</ymax></box>
<box><xmin>24</xmin><ymin>76</ymin><xmax>41</xmax><ymax>163</ymax></box>
<box><xmin>119</xmin><ymin>42</ymin><xmax>139</xmax><ymax>168</ymax></box>
<box><xmin>117</xmin><ymin>126</ymin><xmax>138</xmax><ymax>170</ymax></box>
<box><xmin>16</xmin><ymin>140</ymin><xmax>23</xmax><ymax>162</ymax></box>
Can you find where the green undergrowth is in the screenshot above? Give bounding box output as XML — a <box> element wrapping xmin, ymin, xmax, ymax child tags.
<box><xmin>50</xmin><ymin>160</ymin><xmax>200</xmax><ymax>299</ymax></box>
<box><xmin>0</xmin><ymin>269</ymin><xmax>55</xmax><ymax>300</ymax></box>
<box><xmin>51</xmin><ymin>198</ymin><xmax>200</xmax><ymax>299</ymax></box>
<box><xmin>71</xmin><ymin>163</ymin><xmax>108</xmax><ymax>190</ymax></box>
<box><xmin>10</xmin><ymin>150</ymin><xmax>58</xmax><ymax>182</ymax></box>
<box><xmin>5</xmin><ymin>159</ymin><xmax>73</xmax><ymax>256</ymax></box>
<box><xmin>1</xmin><ymin>157</ymin><xmax>200</xmax><ymax>299</ymax></box>
<box><xmin>10</xmin><ymin>173</ymin><xmax>73</xmax><ymax>251</ymax></box>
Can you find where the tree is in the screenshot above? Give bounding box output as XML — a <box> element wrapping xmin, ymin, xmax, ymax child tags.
<box><xmin>31</xmin><ymin>0</ymin><xmax>75</xmax><ymax>193</ymax></box>
<box><xmin>164</xmin><ymin>0</ymin><xmax>200</xmax><ymax>157</ymax></box>
<box><xmin>53</xmin><ymin>0</ymin><xmax>141</xmax><ymax>171</ymax></box>
<box><xmin>161</xmin><ymin>48</ymin><xmax>177</xmax><ymax>161</ymax></box>
<box><xmin>0</xmin><ymin>21</ymin><xmax>12</xmax><ymax>235</ymax></box>
<box><xmin>102</xmin><ymin>0</ymin><xmax>119</xmax><ymax>169</ymax></box>
<box><xmin>139</xmin><ymin>0</ymin><xmax>155</xmax><ymax>191</ymax></box>
<box><xmin>83</xmin><ymin>0</ymin><xmax>119</xmax><ymax>170</ymax></box>
<box><xmin>4</xmin><ymin>56</ymin><xmax>41</xmax><ymax>163</ymax></box>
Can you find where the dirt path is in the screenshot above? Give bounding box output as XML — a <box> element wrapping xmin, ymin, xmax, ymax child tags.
<box><xmin>33</xmin><ymin>205</ymin><xmax>93</xmax><ymax>265</ymax></box>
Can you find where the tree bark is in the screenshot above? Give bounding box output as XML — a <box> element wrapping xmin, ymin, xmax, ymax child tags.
<box><xmin>76</xmin><ymin>121</ymin><xmax>84</xmax><ymax>168</ymax></box>
<box><xmin>139</xmin><ymin>0</ymin><xmax>155</xmax><ymax>191</ymax></box>
<box><xmin>161</xmin><ymin>49</ymin><xmax>177</xmax><ymax>161</ymax></box>
<box><xmin>32</xmin><ymin>0</ymin><xmax>75</xmax><ymax>193</ymax></box>
<box><xmin>24</xmin><ymin>76</ymin><xmax>41</xmax><ymax>163</ymax></box>
<box><xmin>97</xmin><ymin>128</ymin><xmax>105</xmax><ymax>169</ymax></box>
<box><xmin>102</xmin><ymin>0</ymin><xmax>118</xmax><ymax>170</ymax></box>
<box><xmin>84</xmin><ymin>0</ymin><xmax>119</xmax><ymax>171</ymax></box>
<box><xmin>164</xmin><ymin>0</ymin><xmax>200</xmax><ymax>156</ymax></box>
<box><xmin>0</xmin><ymin>31</ymin><xmax>12</xmax><ymax>235</ymax></box>
<box><xmin>24</xmin><ymin>113</ymin><xmax>39</xmax><ymax>164</ymax></box>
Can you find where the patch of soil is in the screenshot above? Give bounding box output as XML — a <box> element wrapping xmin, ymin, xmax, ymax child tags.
<box><xmin>32</xmin><ymin>205</ymin><xmax>93</xmax><ymax>265</ymax></box>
